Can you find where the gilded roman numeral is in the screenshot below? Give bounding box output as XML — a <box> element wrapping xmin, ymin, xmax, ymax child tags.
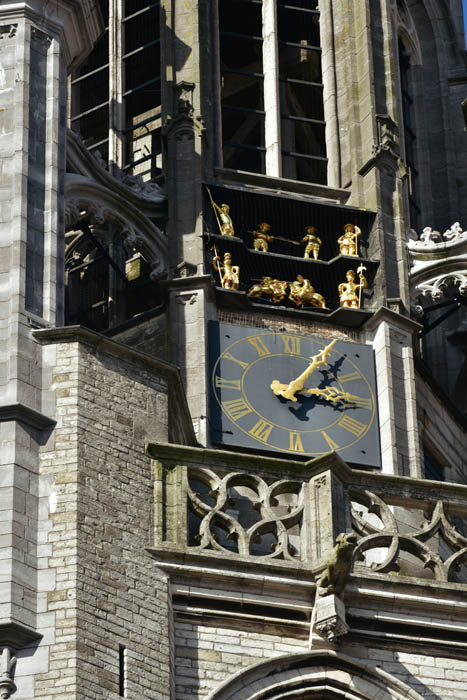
<box><xmin>247</xmin><ymin>336</ymin><xmax>270</xmax><ymax>356</ymax></box>
<box><xmin>338</xmin><ymin>371</ymin><xmax>362</xmax><ymax>383</ymax></box>
<box><xmin>222</xmin><ymin>397</ymin><xmax>253</xmax><ymax>421</ymax></box>
<box><xmin>248</xmin><ymin>419</ymin><xmax>273</xmax><ymax>442</ymax></box>
<box><xmin>223</xmin><ymin>352</ymin><xmax>248</xmax><ymax>369</ymax></box>
<box><xmin>288</xmin><ymin>431</ymin><xmax>304</xmax><ymax>452</ymax></box>
<box><xmin>321</xmin><ymin>431</ymin><xmax>339</xmax><ymax>451</ymax></box>
<box><xmin>281</xmin><ymin>335</ymin><xmax>301</xmax><ymax>354</ymax></box>
<box><xmin>338</xmin><ymin>414</ymin><xmax>366</xmax><ymax>437</ymax></box>
<box><xmin>215</xmin><ymin>376</ymin><xmax>241</xmax><ymax>390</ymax></box>
<box><xmin>350</xmin><ymin>396</ymin><xmax>372</xmax><ymax>410</ymax></box>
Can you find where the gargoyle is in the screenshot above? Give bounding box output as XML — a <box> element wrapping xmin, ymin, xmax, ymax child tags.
<box><xmin>317</xmin><ymin>532</ymin><xmax>358</xmax><ymax>598</ymax></box>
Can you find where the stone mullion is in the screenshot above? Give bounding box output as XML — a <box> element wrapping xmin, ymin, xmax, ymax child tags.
<box><xmin>320</xmin><ymin>0</ymin><xmax>340</xmax><ymax>188</ymax></box>
<box><xmin>263</xmin><ymin>0</ymin><xmax>281</xmax><ymax>177</ymax></box>
<box><xmin>380</xmin><ymin>0</ymin><xmax>410</xmax><ymax>307</ymax></box>
<box><xmin>43</xmin><ymin>37</ymin><xmax>66</xmax><ymax>325</ymax></box>
<box><xmin>108</xmin><ymin>0</ymin><xmax>123</xmax><ymax>173</ymax></box>
<box><xmin>154</xmin><ymin>462</ymin><xmax>189</xmax><ymax>548</ymax></box>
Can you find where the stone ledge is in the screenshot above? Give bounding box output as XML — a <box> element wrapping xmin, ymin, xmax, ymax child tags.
<box><xmin>0</xmin><ymin>403</ymin><xmax>55</xmax><ymax>430</ymax></box>
<box><xmin>0</xmin><ymin>622</ymin><xmax>42</xmax><ymax>650</ymax></box>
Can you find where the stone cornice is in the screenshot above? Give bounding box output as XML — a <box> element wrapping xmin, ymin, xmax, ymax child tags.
<box><xmin>362</xmin><ymin>305</ymin><xmax>422</xmax><ymax>334</ymax></box>
<box><xmin>146</xmin><ymin>440</ymin><xmax>467</xmax><ymax>505</ymax></box>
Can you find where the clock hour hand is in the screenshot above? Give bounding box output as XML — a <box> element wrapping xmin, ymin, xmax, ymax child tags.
<box><xmin>270</xmin><ymin>339</ymin><xmax>337</xmax><ymax>402</ymax></box>
<box><xmin>301</xmin><ymin>386</ymin><xmax>361</xmax><ymax>404</ymax></box>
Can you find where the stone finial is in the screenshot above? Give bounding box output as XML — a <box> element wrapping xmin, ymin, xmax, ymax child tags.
<box><xmin>0</xmin><ymin>648</ymin><xmax>16</xmax><ymax>699</ymax></box>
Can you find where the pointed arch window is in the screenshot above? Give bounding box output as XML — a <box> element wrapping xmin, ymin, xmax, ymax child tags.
<box><xmin>218</xmin><ymin>0</ymin><xmax>327</xmax><ymax>184</ymax></box>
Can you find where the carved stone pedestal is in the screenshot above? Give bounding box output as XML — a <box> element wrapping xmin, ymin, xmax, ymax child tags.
<box><xmin>310</xmin><ymin>594</ymin><xmax>349</xmax><ymax>648</ymax></box>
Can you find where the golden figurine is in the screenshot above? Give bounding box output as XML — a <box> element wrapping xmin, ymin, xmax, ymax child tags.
<box><xmin>289</xmin><ymin>275</ymin><xmax>327</xmax><ymax>309</ymax></box>
<box><xmin>338</xmin><ymin>266</ymin><xmax>367</xmax><ymax>309</ymax></box>
<box><xmin>250</xmin><ymin>222</ymin><xmax>274</xmax><ymax>252</ymax></box>
<box><xmin>212</xmin><ymin>252</ymin><xmax>240</xmax><ymax>290</ymax></box>
<box><xmin>301</xmin><ymin>226</ymin><xmax>322</xmax><ymax>260</ymax></box>
<box><xmin>247</xmin><ymin>276</ymin><xmax>288</xmax><ymax>303</ymax></box>
<box><xmin>337</xmin><ymin>223</ymin><xmax>362</xmax><ymax>257</ymax></box>
<box><xmin>207</xmin><ymin>187</ymin><xmax>235</xmax><ymax>236</ymax></box>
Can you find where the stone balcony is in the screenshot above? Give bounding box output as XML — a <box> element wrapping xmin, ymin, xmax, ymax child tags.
<box><xmin>147</xmin><ymin>443</ymin><xmax>467</xmax><ymax>647</ymax></box>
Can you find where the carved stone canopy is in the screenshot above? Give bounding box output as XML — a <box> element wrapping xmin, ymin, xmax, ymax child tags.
<box><xmin>407</xmin><ymin>222</ymin><xmax>467</xmax><ymax>313</ymax></box>
<box><xmin>65</xmin><ymin>175</ymin><xmax>168</xmax><ymax>280</ymax></box>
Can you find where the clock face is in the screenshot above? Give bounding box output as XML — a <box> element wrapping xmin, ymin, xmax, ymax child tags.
<box><xmin>209</xmin><ymin>322</ymin><xmax>381</xmax><ymax>468</ymax></box>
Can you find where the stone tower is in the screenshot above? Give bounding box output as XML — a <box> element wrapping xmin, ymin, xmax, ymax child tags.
<box><xmin>1</xmin><ymin>0</ymin><xmax>467</xmax><ymax>698</ymax></box>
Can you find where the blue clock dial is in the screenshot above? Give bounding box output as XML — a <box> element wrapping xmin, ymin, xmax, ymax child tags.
<box><xmin>209</xmin><ymin>322</ymin><xmax>381</xmax><ymax>468</ymax></box>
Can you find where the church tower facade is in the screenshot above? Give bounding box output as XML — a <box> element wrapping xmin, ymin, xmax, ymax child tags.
<box><xmin>1</xmin><ymin>0</ymin><xmax>467</xmax><ymax>698</ymax></box>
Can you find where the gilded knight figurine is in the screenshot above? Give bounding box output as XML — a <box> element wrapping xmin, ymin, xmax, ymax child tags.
<box><xmin>289</xmin><ymin>275</ymin><xmax>327</xmax><ymax>308</ymax></box>
<box><xmin>212</xmin><ymin>252</ymin><xmax>240</xmax><ymax>289</ymax></box>
<box><xmin>250</xmin><ymin>222</ymin><xmax>274</xmax><ymax>252</ymax></box>
<box><xmin>208</xmin><ymin>188</ymin><xmax>236</xmax><ymax>236</ymax></box>
<box><xmin>301</xmin><ymin>226</ymin><xmax>322</xmax><ymax>260</ymax></box>
<box><xmin>338</xmin><ymin>268</ymin><xmax>367</xmax><ymax>309</ymax></box>
<box><xmin>337</xmin><ymin>224</ymin><xmax>362</xmax><ymax>257</ymax></box>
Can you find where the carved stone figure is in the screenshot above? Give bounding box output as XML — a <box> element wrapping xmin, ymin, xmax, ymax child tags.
<box><xmin>289</xmin><ymin>275</ymin><xmax>327</xmax><ymax>308</ymax></box>
<box><xmin>317</xmin><ymin>532</ymin><xmax>358</xmax><ymax>597</ymax></box>
<box><xmin>247</xmin><ymin>276</ymin><xmax>288</xmax><ymax>303</ymax></box>
<box><xmin>301</xmin><ymin>226</ymin><xmax>322</xmax><ymax>260</ymax></box>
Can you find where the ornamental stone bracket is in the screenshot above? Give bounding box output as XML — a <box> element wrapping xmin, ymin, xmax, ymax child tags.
<box><xmin>407</xmin><ymin>222</ymin><xmax>467</xmax><ymax>312</ymax></box>
<box><xmin>358</xmin><ymin>114</ymin><xmax>406</xmax><ymax>177</ymax></box>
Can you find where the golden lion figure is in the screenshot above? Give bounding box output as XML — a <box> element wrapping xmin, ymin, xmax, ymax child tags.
<box><xmin>289</xmin><ymin>275</ymin><xmax>327</xmax><ymax>309</ymax></box>
<box><xmin>247</xmin><ymin>276</ymin><xmax>288</xmax><ymax>303</ymax></box>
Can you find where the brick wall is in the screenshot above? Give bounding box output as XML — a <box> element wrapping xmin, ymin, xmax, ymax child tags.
<box><xmin>29</xmin><ymin>335</ymin><xmax>174</xmax><ymax>699</ymax></box>
<box><xmin>174</xmin><ymin>621</ymin><xmax>307</xmax><ymax>698</ymax></box>
<box><xmin>175</xmin><ymin>621</ymin><xmax>467</xmax><ymax>699</ymax></box>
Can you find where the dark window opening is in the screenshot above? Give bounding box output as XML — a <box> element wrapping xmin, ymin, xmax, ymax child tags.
<box><xmin>424</xmin><ymin>448</ymin><xmax>445</xmax><ymax>481</ymax></box>
<box><xmin>399</xmin><ymin>40</ymin><xmax>419</xmax><ymax>230</ymax></box>
<box><xmin>70</xmin><ymin>0</ymin><xmax>162</xmax><ymax>179</ymax></box>
<box><xmin>277</xmin><ymin>0</ymin><xmax>327</xmax><ymax>183</ymax></box>
<box><xmin>219</xmin><ymin>0</ymin><xmax>265</xmax><ymax>174</ymax></box>
<box><xmin>65</xmin><ymin>223</ymin><xmax>161</xmax><ymax>333</ymax></box>
<box><xmin>420</xmin><ymin>295</ymin><xmax>467</xmax><ymax>417</ymax></box>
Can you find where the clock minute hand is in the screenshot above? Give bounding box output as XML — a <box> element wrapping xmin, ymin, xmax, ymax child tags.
<box><xmin>270</xmin><ymin>339</ymin><xmax>337</xmax><ymax>402</ymax></box>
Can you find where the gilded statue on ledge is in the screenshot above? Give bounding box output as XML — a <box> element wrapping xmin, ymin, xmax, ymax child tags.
<box><xmin>289</xmin><ymin>275</ymin><xmax>327</xmax><ymax>309</ymax></box>
<box><xmin>337</xmin><ymin>223</ymin><xmax>362</xmax><ymax>257</ymax></box>
<box><xmin>338</xmin><ymin>266</ymin><xmax>367</xmax><ymax>309</ymax></box>
<box><xmin>212</xmin><ymin>252</ymin><xmax>240</xmax><ymax>290</ymax></box>
<box><xmin>247</xmin><ymin>277</ymin><xmax>288</xmax><ymax>303</ymax></box>
<box><xmin>301</xmin><ymin>226</ymin><xmax>322</xmax><ymax>260</ymax></box>
<box><xmin>250</xmin><ymin>222</ymin><xmax>274</xmax><ymax>252</ymax></box>
<box><xmin>208</xmin><ymin>188</ymin><xmax>235</xmax><ymax>236</ymax></box>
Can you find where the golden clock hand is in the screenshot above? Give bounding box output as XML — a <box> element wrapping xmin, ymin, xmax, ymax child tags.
<box><xmin>301</xmin><ymin>386</ymin><xmax>361</xmax><ymax>404</ymax></box>
<box><xmin>270</xmin><ymin>339</ymin><xmax>337</xmax><ymax>402</ymax></box>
